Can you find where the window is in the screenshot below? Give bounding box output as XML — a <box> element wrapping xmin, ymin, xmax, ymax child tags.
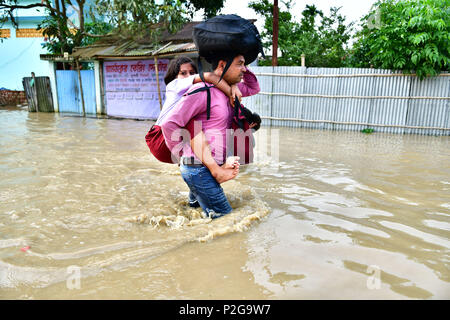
<box><xmin>16</xmin><ymin>28</ymin><xmax>44</xmax><ymax>38</ymax></box>
<box><xmin>0</xmin><ymin>29</ymin><xmax>11</xmax><ymax>38</ymax></box>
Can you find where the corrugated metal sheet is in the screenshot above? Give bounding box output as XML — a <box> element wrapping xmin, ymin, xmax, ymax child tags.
<box><xmin>79</xmin><ymin>71</ymin><xmax>97</xmax><ymax>114</ymax></box>
<box><xmin>304</xmin><ymin>67</ymin><xmax>337</xmax><ymax>130</ymax></box>
<box><xmin>367</xmin><ymin>68</ymin><xmax>410</xmax><ymax>134</ymax></box>
<box><xmin>69</xmin><ymin>21</ymin><xmax>202</xmax><ymax>60</ymax></box>
<box><xmin>406</xmin><ymin>74</ymin><xmax>449</xmax><ymax>135</ymax></box>
<box><xmin>249</xmin><ymin>66</ymin><xmax>450</xmax><ymax>136</ymax></box>
<box><xmin>56</xmin><ymin>71</ymin><xmax>79</xmax><ymax>113</ymax></box>
<box><xmin>335</xmin><ymin>68</ymin><xmax>372</xmax><ymax>132</ymax></box>
<box><xmin>242</xmin><ymin>66</ymin><xmax>273</xmax><ymax>126</ymax></box>
<box><xmin>157</xmin><ymin>42</ymin><xmax>197</xmax><ymax>55</ymax></box>
<box><xmin>71</xmin><ymin>41</ymin><xmax>196</xmax><ymax>59</ymax></box>
<box><xmin>55</xmin><ymin>70</ymin><xmax>96</xmax><ymax>114</ymax></box>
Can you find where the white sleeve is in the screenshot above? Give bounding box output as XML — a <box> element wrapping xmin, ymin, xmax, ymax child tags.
<box><xmin>156</xmin><ymin>75</ymin><xmax>197</xmax><ymax>125</ymax></box>
<box><xmin>166</xmin><ymin>74</ymin><xmax>196</xmax><ymax>96</ymax></box>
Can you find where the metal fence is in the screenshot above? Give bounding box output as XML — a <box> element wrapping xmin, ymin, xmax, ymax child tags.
<box><xmin>242</xmin><ymin>67</ymin><xmax>450</xmax><ymax>135</ymax></box>
<box><xmin>55</xmin><ymin>70</ymin><xmax>97</xmax><ymax>115</ymax></box>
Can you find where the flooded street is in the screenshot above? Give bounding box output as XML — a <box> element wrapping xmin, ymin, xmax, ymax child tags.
<box><xmin>0</xmin><ymin>108</ymin><xmax>449</xmax><ymax>299</ymax></box>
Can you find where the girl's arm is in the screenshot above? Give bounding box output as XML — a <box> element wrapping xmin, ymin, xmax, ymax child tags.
<box><xmin>193</xmin><ymin>72</ymin><xmax>240</xmax><ymax>106</ymax></box>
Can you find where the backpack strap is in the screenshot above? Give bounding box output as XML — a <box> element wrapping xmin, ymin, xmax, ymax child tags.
<box><xmin>219</xmin><ymin>59</ymin><xmax>233</xmax><ymax>83</ymax></box>
<box><xmin>188</xmin><ymin>57</ymin><xmax>234</xmax><ymax>120</ymax></box>
<box><xmin>234</xmin><ymin>96</ymin><xmax>245</xmax><ymax>130</ymax></box>
<box><xmin>188</xmin><ymin>57</ymin><xmax>212</xmax><ymax>119</ymax></box>
<box><xmin>198</xmin><ymin>56</ymin><xmax>233</xmax><ymax>84</ymax></box>
<box><xmin>187</xmin><ymin>84</ymin><xmax>212</xmax><ymax>119</ymax></box>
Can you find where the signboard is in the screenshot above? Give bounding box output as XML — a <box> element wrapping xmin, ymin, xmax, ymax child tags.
<box><xmin>103</xmin><ymin>59</ymin><xmax>168</xmax><ymax>119</ymax></box>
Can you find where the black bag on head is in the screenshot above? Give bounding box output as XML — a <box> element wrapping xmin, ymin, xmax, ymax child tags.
<box><xmin>193</xmin><ymin>14</ymin><xmax>265</xmax><ymax>66</ymax></box>
<box><xmin>189</xmin><ymin>14</ymin><xmax>264</xmax><ymax>121</ymax></box>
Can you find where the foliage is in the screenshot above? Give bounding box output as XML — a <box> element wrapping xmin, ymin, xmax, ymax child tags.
<box><xmin>248</xmin><ymin>0</ymin><xmax>296</xmax><ymax>65</ymax></box>
<box><xmin>184</xmin><ymin>0</ymin><xmax>225</xmax><ymax>19</ymax></box>
<box><xmin>1</xmin><ymin>0</ymin><xmax>227</xmax><ymax>54</ymax></box>
<box><xmin>347</xmin><ymin>0</ymin><xmax>449</xmax><ymax>79</ymax></box>
<box><xmin>249</xmin><ymin>0</ymin><xmax>353</xmax><ymax>67</ymax></box>
<box><xmin>93</xmin><ymin>0</ymin><xmax>187</xmax><ymax>43</ymax></box>
<box><xmin>1</xmin><ymin>0</ymin><xmax>114</xmax><ymax>54</ymax></box>
<box><xmin>38</xmin><ymin>11</ymin><xmax>73</xmax><ymax>55</ymax></box>
<box><xmin>361</xmin><ymin>128</ymin><xmax>375</xmax><ymax>134</ymax></box>
<box><xmin>92</xmin><ymin>0</ymin><xmax>227</xmax><ymax>41</ymax></box>
<box><xmin>40</xmin><ymin>17</ymin><xmax>114</xmax><ymax>54</ymax></box>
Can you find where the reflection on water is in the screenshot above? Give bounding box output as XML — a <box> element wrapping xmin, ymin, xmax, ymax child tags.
<box><xmin>0</xmin><ymin>108</ymin><xmax>449</xmax><ymax>299</ymax></box>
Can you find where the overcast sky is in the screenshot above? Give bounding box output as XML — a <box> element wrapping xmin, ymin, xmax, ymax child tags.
<box><xmin>194</xmin><ymin>0</ymin><xmax>378</xmax><ymax>31</ymax></box>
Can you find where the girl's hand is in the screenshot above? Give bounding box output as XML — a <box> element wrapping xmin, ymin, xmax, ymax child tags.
<box><xmin>230</xmin><ymin>84</ymin><xmax>242</xmax><ymax>107</ymax></box>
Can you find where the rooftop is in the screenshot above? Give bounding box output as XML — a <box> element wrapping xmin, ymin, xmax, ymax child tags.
<box><xmin>40</xmin><ymin>19</ymin><xmax>257</xmax><ymax>61</ymax></box>
<box><xmin>66</xmin><ymin>21</ymin><xmax>200</xmax><ymax>60</ymax></box>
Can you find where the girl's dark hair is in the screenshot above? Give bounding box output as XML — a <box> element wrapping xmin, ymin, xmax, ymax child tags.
<box><xmin>164</xmin><ymin>56</ymin><xmax>198</xmax><ymax>85</ymax></box>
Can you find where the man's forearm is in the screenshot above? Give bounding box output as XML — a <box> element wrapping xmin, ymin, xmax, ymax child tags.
<box><xmin>190</xmin><ymin>130</ymin><xmax>220</xmax><ymax>171</ymax></box>
<box><xmin>190</xmin><ymin>131</ymin><xmax>238</xmax><ymax>184</ymax></box>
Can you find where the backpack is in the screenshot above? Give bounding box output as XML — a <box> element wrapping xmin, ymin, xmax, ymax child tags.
<box><xmin>193</xmin><ymin>14</ymin><xmax>265</xmax><ymax>94</ymax></box>
<box><xmin>231</xmin><ymin>97</ymin><xmax>261</xmax><ymax>165</ymax></box>
<box><xmin>145</xmin><ymin>124</ymin><xmax>178</xmax><ymax>164</ymax></box>
<box><xmin>193</xmin><ymin>14</ymin><xmax>265</xmax><ymax>66</ymax></box>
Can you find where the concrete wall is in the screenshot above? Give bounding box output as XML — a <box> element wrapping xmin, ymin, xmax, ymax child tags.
<box><xmin>0</xmin><ymin>18</ymin><xmax>50</xmax><ymax>90</ymax></box>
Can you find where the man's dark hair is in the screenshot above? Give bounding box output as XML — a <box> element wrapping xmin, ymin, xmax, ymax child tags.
<box><xmin>164</xmin><ymin>56</ymin><xmax>198</xmax><ymax>85</ymax></box>
<box><xmin>210</xmin><ymin>51</ymin><xmax>243</xmax><ymax>70</ymax></box>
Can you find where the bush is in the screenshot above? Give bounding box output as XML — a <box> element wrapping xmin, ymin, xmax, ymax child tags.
<box><xmin>347</xmin><ymin>0</ymin><xmax>449</xmax><ymax>79</ymax></box>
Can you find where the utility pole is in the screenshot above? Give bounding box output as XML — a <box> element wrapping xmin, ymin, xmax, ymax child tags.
<box><xmin>272</xmin><ymin>0</ymin><xmax>279</xmax><ymax>66</ymax></box>
<box><xmin>76</xmin><ymin>59</ymin><xmax>86</xmax><ymax>117</ymax></box>
<box><xmin>31</xmin><ymin>72</ymin><xmax>38</xmax><ymax>112</ymax></box>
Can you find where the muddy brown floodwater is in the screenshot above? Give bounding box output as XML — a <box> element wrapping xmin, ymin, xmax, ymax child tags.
<box><xmin>0</xmin><ymin>107</ymin><xmax>449</xmax><ymax>299</ymax></box>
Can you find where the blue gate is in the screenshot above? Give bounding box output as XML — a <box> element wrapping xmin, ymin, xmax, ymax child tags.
<box><xmin>56</xmin><ymin>70</ymin><xmax>96</xmax><ymax>114</ymax></box>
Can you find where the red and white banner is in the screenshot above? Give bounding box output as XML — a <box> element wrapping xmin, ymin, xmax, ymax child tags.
<box><xmin>103</xmin><ymin>59</ymin><xmax>169</xmax><ymax>119</ymax></box>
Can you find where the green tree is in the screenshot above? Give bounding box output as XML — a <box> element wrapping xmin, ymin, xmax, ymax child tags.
<box><xmin>2</xmin><ymin>1</ymin><xmax>82</xmax><ymax>53</ymax></box>
<box><xmin>249</xmin><ymin>0</ymin><xmax>297</xmax><ymax>66</ymax></box>
<box><xmin>92</xmin><ymin>0</ymin><xmax>226</xmax><ymax>40</ymax></box>
<box><xmin>1</xmin><ymin>1</ymin><xmax>117</xmax><ymax>53</ymax></box>
<box><xmin>85</xmin><ymin>0</ymin><xmax>189</xmax><ymax>44</ymax></box>
<box><xmin>185</xmin><ymin>0</ymin><xmax>225</xmax><ymax>19</ymax></box>
<box><xmin>1</xmin><ymin>0</ymin><xmax>226</xmax><ymax>55</ymax></box>
<box><xmin>318</xmin><ymin>6</ymin><xmax>354</xmax><ymax>67</ymax></box>
<box><xmin>249</xmin><ymin>1</ymin><xmax>353</xmax><ymax>67</ymax></box>
<box><xmin>347</xmin><ymin>0</ymin><xmax>449</xmax><ymax>79</ymax></box>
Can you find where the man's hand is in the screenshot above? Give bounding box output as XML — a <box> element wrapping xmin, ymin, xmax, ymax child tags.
<box><xmin>190</xmin><ymin>132</ymin><xmax>240</xmax><ymax>184</ymax></box>
<box><xmin>224</xmin><ymin>156</ymin><xmax>240</xmax><ymax>170</ymax></box>
<box><xmin>210</xmin><ymin>163</ymin><xmax>240</xmax><ymax>184</ymax></box>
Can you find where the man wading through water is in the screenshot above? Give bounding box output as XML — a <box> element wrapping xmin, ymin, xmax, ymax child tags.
<box><xmin>161</xmin><ymin>53</ymin><xmax>260</xmax><ymax>219</ymax></box>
